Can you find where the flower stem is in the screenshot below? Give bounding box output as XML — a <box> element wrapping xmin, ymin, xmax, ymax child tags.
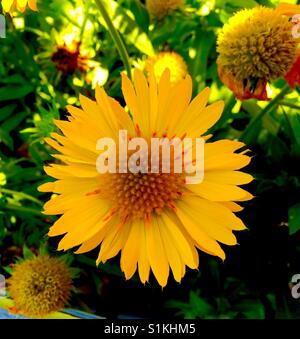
<box><xmin>5</xmin><ymin>204</ymin><xmax>43</xmax><ymax>216</ymax></box>
<box><xmin>216</xmin><ymin>94</ymin><xmax>237</xmax><ymax>129</ymax></box>
<box><xmin>94</xmin><ymin>0</ymin><xmax>132</xmax><ymax>80</ymax></box>
<box><xmin>80</xmin><ymin>1</ymin><xmax>91</xmax><ymax>41</ymax></box>
<box><xmin>1</xmin><ymin>188</ymin><xmax>43</xmax><ymax>206</ymax></box>
<box><xmin>279</xmin><ymin>101</ymin><xmax>300</xmax><ymax>110</ymax></box>
<box><xmin>240</xmin><ymin>84</ymin><xmax>291</xmax><ymax>144</ymax></box>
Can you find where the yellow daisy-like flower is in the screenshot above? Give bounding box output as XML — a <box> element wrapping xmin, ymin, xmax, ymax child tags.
<box><xmin>1</xmin><ymin>0</ymin><xmax>37</xmax><ymax>15</ymax></box>
<box><xmin>146</xmin><ymin>0</ymin><xmax>183</xmax><ymax>18</ymax></box>
<box><xmin>39</xmin><ymin>68</ymin><xmax>253</xmax><ymax>287</ymax></box>
<box><xmin>217</xmin><ymin>6</ymin><xmax>299</xmax><ymax>100</ymax></box>
<box><xmin>146</xmin><ymin>51</ymin><xmax>188</xmax><ymax>86</ymax></box>
<box><xmin>275</xmin><ymin>2</ymin><xmax>300</xmax><ymax>17</ymax></box>
<box><xmin>8</xmin><ymin>255</ymin><xmax>72</xmax><ymax>317</ymax></box>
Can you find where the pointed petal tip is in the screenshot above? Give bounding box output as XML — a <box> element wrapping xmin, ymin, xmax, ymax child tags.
<box><xmin>44</xmin><ymin>137</ymin><xmax>52</xmax><ymax>144</ymax></box>
<box><xmin>56</xmin><ymin>243</ymin><xmax>65</xmax><ymax>251</ymax></box>
<box><xmin>37</xmin><ymin>184</ymin><xmax>46</xmax><ymax>193</ymax></box>
<box><xmin>96</xmin><ymin>257</ymin><xmax>104</xmax><ymax>267</ymax></box>
<box><xmin>157</xmin><ymin>278</ymin><xmax>168</xmax><ymax>289</ymax></box>
<box><xmin>121</xmin><ymin>71</ymin><xmax>129</xmax><ymax>82</ymax></box>
<box><xmin>57</xmin><ymin>240</ymin><xmax>70</xmax><ymax>251</ymax></box>
<box><xmin>47</xmin><ymin>228</ymin><xmax>56</xmax><ymax>237</ymax></box>
<box><xmin>218</xmin><ymin>100</ymin><xmax>225</xmax><ymax>110</ymax></box>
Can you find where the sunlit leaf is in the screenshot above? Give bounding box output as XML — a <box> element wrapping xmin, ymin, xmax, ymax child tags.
<box><xmin>100</xmin><ymin>0</ymin><xmax>155</xmax><ymax>56</ymax></box>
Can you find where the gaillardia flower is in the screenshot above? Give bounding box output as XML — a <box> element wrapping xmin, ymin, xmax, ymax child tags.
<box><xmin>8</xmin><ymin>255</ymin><xmax>72</xmax><ymax>317</ymax></box>
<box><xmin>285</xmin><ymin>54</ymin><xmax>300</xmax><ymax>89</ymax></box>
<box><xmin>217</xmin><ymin>6</ymin><xmax>299</xmax><ymax>100</ymax></box>
<box><xmin>146</xmin><ymin>51</ymin><xmax>188</xmax><ymax>86</ymax></box>
<box><xmin>37</xmin><ymin>26</ymin><xmax>99</xmax><ymax>81</ymax></box>
<box><xmin>39</xmin><ymin>68</ymin><xmax>253</xmax><ymax>287</ymax></box>
<box><xmin>146</xmin><ymin>0</ymin><xmax>183</xmax><ymax>18</ymax></box>
<box><xmin>1</xmin><ymin>0</ymin><xmax>37</xmax><ymax>15</ymax></box>
<box><xmin>51</xmin><ymin>41</ymin><xmax>90</xmax><ymax>76</ymax></box>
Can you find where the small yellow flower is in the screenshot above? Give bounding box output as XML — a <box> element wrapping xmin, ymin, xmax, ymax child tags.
<box><xmin>217</xmin><ymin>6</ymin><xmax>299</xmax><ymax>100</ymax></box>
<box><xmin>218</xmin><ymin>7</ymin><xmax>298</xmax><ymax>81</ymax></box>
<box><xmin>146</xmin><ymin>0</ymin><xmax>183</xmax><ymax>18</ymax></box>
<box><xmin>1</xmin><ymin>0</ymin><xmax>37</xmax><ymax>15</ymax></box>
<box><xmin>146</xmin><ymin>51</ymin><xmax>188</xmax><ymax>85</ymax></box>
<box><xmin>8</xmin><ymin>255</ymin><xmax>73</xmax><ymax>317</ymax></box>
<box><xmin>275</xmin><ymin>2</ymin><xmax>300</xmax><ymax>17</ymax></box>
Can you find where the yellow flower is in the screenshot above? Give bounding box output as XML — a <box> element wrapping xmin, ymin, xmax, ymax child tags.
<box><xmin>39</xmin><ymin>68</ymin><xmax>253</xmax><ymax>287</ymax></box>
<box><xmin>146</xmin><ymin>51</ymin><xmax>188</xmax><ymax>86</ymax></box>
<box><xmin>8</xmin><ymin>255</ymin><xmax>72</xmax><ymax>317</ymax></box>
<box><xmin>1</xmin><ymin>0</ymin><xmax>37</xmax><ymax>15</ymax></box>
<box><xmin>275</xmin><ymin>2</ymin><xmax>300</xmax><ymax>17</ymax></box>
<box><xmin>217</xmin><ymin>6</ymin><xmax>299</xmax><ymax>100</ymax></box>
<box><xmin>146</xmin><ymin>0</ymin><xmax>183</xmax><ymax>18</ymax></box>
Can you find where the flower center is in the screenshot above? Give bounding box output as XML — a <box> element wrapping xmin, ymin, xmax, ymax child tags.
<box><xmin>51</xmin><ymin>42</ymin><xmax>88</xmax><ymax>75</ymax></box>
<box><xmin>100</xmin><ymin>172</ymin><xmax>185</xmax><ymax>222</ymax></box>
<box><xmin>28</xmin><ymin>273</ymin><xmax>51</xmax><ymax>296</ymax></box>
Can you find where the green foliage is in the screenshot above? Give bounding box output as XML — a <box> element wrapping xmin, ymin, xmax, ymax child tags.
<box><xmin>289</xmin><ymin>204</ymin><xmax>300</xmax><ymax>235</ymax></box>
<box><xmin>167</xmin><ymin>288</ymin><xmax>265</xmax><ymax>319</ymax></box>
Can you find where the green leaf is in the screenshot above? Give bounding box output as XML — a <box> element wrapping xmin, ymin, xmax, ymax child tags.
<box><xmin>2</xmin><ymin>266</ymin><xmax>12</xmax><ymax>275</ymax></box>
<box><xmin>0</xmin><ymin>84</ymin><xmax>34</xmax><ymax>102</ymax></box>
<box><xmin>0</xmin><ymin>110</ymin><xmax>27</xmax><ymax>150</ymax></box>
<box><xmin>266</xmin><ymin>293</ymin><xmax>277</xmax><ymax>313</ymax></box>
<box><xmin>100</xmin><ymin>0</ymin><xmax>155</xmax><ymax>56</ymax></box>
<box><xmin>189</xmin><ymin>291</ymin><xmax>215</xmax><ymax>317</ymax></box>
<box><xmin>5</xmin><ymin>204</ymin><xmax>43</xmax><ymax>217</ymax></box>
<box><xmin>242</xmin><ymin>100</ymin><xmax>261</xmax><ymax>115</ymax></box>
<box><xmin>289</xmin><ymin>203</ymin><xmax>300</xmax><ymax>235</ymax></box>
<box><xmin>0</xmin><ymin>188</ymin><xmax>43</xmax><ymax>206</ymax></box>
<box><xmin>0</xmin><ymin>129</ymin><xmax>13</xmax><ymax>150</ymax></box>
<box><xmin>234</xmin><ymin>300</ymin><xmax>265</xmax><ymax>319</ymax></box>
<box><xmin>166</xmin><ymin>291</ymin><xmax>215</xmax><ymax>319</ymax></box>
<box><xmin>241</xmin><ymin>84</ymin><xmax>291</xmax><ymax>144</ymax></box>
<box><xmin>23</xmin><ymin>244</ymin><xmax>35</xmax><ymax>259</ymax></box>
<box><xmin>222</xmin><ymin>0</ymin><xmax>258</xmax><ymax>9</ymax></box>
<box><xmin>191</xmin><ymin>29</ymin><xmax>215</xmax><ymax>91</ymax></box>
<box><xmin>129</xmin><ymin>0</ymin><xmax>150</xmax><ymax>33</ymax></box>
<box><xmin>1</xmin><ymin>112</ymin><xmax>27</xmax><ymax>132</ymax></box>
<box><xmin>38</xmin><ymin>243</ymin><xmax>49</xmax><ymax>256</ymax></box>
<box><xmin>0</xmin><ymin>104</ymin><xmax>17</xmax><ymax>122</ymax></box>
<box><xmin>289</xmin><ymin>114</ymin><xmax>300</xmax><ymax>154</ymax></box>
<box><xmin>2</xmin><ymin>74</ymin><xmax>26</xmax><ymax>85</ymax></box>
